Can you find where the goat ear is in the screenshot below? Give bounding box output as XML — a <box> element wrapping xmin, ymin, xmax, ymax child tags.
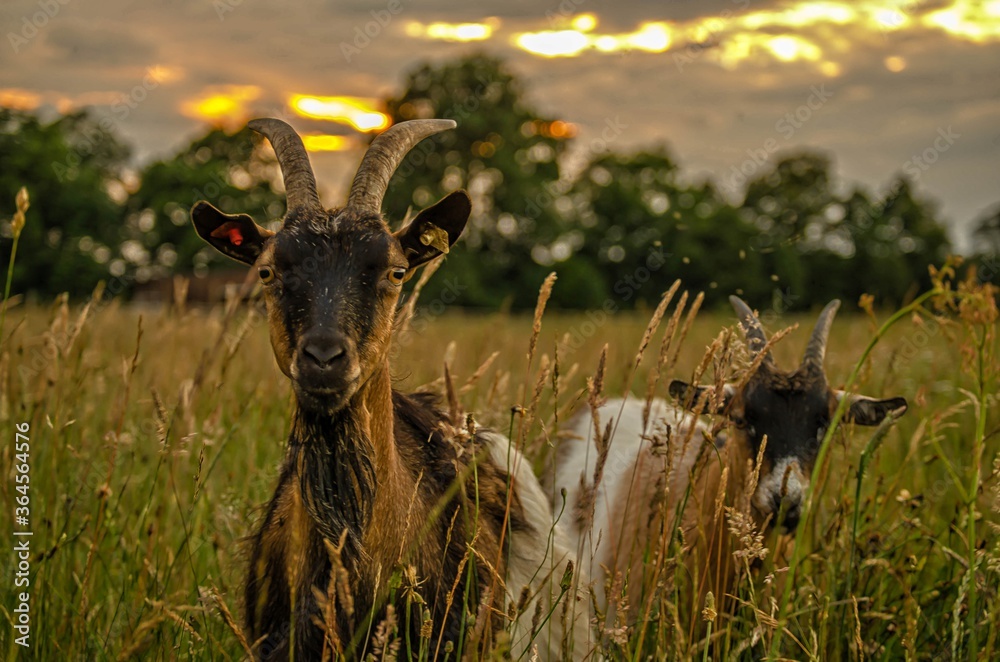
<box><xmin>669</xmin><ymin>380</ymin><xmax>734</xmax><ymax>414</ymax></box>
<box><xmin>191</xmin><ymin>201</ymin><xmax>274</xmax><ymax>265</ymax></box>
<box><xmin>394</xmin><ymin>190</ymin><xmax>471</xmax><ymax>271</ymax></box>
<box><xmin>835</xmin><ymin>391</ymin><xmax>908</xmax><ymax>426</ymax></box>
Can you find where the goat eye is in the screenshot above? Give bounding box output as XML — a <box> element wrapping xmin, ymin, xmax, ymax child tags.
<box><xmin>258</xmin><ymin>266</ymin><xmax>276</xmax><ymax>284</ymax></box>
<box><xmin>387</xmin><ymin>268</ymin><xmax>407</xmax><ymax>285</ymax></box>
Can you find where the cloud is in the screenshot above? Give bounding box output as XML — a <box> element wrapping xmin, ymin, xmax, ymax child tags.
<box><xmin>45</xmin><ymin>21</ymin><xmax>156</xmax><ymax>65</ymax></box>
<box><xmin>1</xmin><ymin>0</ymin><xmax>997</xmax><ymax>250</ymax></box>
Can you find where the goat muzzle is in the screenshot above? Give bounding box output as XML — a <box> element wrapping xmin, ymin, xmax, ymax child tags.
<box><xmin>292</xmin><ymin>332</ymin><xmax>360</xmax><ymax>411</ymax></box>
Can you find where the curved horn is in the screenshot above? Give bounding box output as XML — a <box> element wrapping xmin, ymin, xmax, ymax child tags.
<box><xmin>347</xmin><ymin>119</ymin><xmax>457</xmax><ymax>214</ymax></box>
<box><xmin>730</xmin><ymin>295</ymin><xmax>775</xmax><ymax>368</ymax></box>
<box><xmin>801</xmin><ymin>299</ymin><xmax>841</xmax><ymax>374</ymax></box>
<box><xmin>247</xmin><ymin>118</ymin><xmax>322</xmax><ymax>211</ymax></box>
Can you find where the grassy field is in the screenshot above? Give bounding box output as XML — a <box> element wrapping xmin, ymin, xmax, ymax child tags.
<box><xmin>0</xmin><ymin>267</ymin><xmax>997</xmax><ymax>660</ymax></box>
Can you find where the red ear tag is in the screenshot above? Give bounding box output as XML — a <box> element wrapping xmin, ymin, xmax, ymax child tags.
<box><xmin>227</xmin><ymin>227</ymin><xmax>244</xmax><ymax>246</ymax></box>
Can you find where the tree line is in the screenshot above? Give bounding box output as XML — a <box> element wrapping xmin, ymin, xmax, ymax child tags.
<box><xmin>1</xmin><ymin>54</ymin><xmax>997</xmax><ymax>311</ymax></box>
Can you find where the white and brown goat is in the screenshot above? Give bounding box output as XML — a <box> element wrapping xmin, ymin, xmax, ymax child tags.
<box><xmin>192</xmin><ymin>118</ymin><xmax>586</xmax><ymax>660</ymax></box>
<box><xmin>556</xmin><ymin>296</ymin><xmax>908</xmax><ymax>635</ymax></box>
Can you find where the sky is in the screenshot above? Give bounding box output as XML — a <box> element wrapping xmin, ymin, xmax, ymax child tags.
<box><xmin>1</xmin><ymin>0</ymin><xmax>998</xmax><ymax>251</ymax></box>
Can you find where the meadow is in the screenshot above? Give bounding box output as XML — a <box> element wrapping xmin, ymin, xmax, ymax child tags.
<box><xmin>0</xmin><ymin>264</ymin><xmax>997</xmax><ymax>661</ymax></box>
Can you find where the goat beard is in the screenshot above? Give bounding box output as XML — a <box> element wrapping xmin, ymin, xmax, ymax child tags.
<box><xmin>291</xmin><ymin>407</ymin><xmax>377</xmax><ymax>560</ymax></box>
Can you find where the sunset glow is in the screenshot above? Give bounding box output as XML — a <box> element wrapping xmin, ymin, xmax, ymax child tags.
<box><xmin>300</xmin><ymin>134</ymin><xmax>357</xmax><ymax>152</ymax></box>
<box><xmin>288</xmin><ymin>95</ymin><xmax>390</xmax><ymax>132</ymax></box>
<box><xmin>180</xmin><ymin>85</ymin><xmax>260</xmax><ymax>125</ymax></box>
<box><xmin>2</xmin><ymin>0</ymin><xmax>993</xmax><ymax>266</ymax></box>
<box><xmin>0</xmin><ymin>89</ymin><xmax>42</xmax><ymax>111</ymax></box>
<box><xmin>515</xmin><ymin>21</ymin><xmax>674</xmax><ymax>57</ymax></box>
<box><xmin>923</xmin><ymin>2</ymin><xmax>1000</xmax><ymax>42</ymax></box>
<box><xmin>146</xmin><ymin>65</ymin><xmax>185</xmax><ymax>85</ymax></box>
<box><xmin>1</xmin><ymin>66</ymin><xmax>184</xmax><ymax>114</ymax></box>
<box><xmin>885</xmin><ymin>55</ymin><xmax>907</xmax><ymax>72</ymax></box>
<box><xmin>405</xmin><ymin>19</ymin><xmax>498</xmax><ymax>42</ymax></box>
<box><xmin>476</xmin><ymin>1</ymin><xmax>1000</xmax><ymax>69</ymax></box>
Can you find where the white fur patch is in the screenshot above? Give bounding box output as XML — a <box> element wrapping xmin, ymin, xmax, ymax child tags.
<box><xmin>752</xmin><ymin>456</ymin><xmax>807</xmax><ymax>515</ymax></box>
<box><xmin>555</xmin><ymin>397</ymin><xmax>712</xmax><ymax>611</ymax></box>
<box><xmin>479</xmin><ymin>431</ymin><xmax>591</xmax><ymax>660</ymax></box>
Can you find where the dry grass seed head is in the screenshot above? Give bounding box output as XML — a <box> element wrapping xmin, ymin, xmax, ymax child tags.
<box><xmin>587</xmin><ymin>343</ymin><xmax>608</xmax><ymax>418</ymax></box>
<box><xmin>460</xmin><ymin>350</ymin><xmax>500</xmax><ymax>395</ymax></box>
<box><xmin>734</xmin><ymin>324</ymin><xmax>797</xmax><ymax>393</ymax></box>
<box><xmin>370</xmin><ymin>604</ymin><xmax>400</xmax><ymax>661</ymax></box>
<box><xmin>633</xmin><ymin>281</ymin><xmax>681</xmax><ymax>370</ymax></box>
<box><xmin>657</xmin><ymin>290</ymin><xmax>689</xmax><ymax>374</ymax></box>
<box><xmin>528</xmin><ymin>272</ymin><xmax>557</xmax><ymax>369</ymax></box>
<box><xmin>205</xmin><ymin>586</ymin><xmax>253</xmax><ymax>659</ymax></box>
<box><xmin>668</xmin><ymin>291</ymin><xmax>704</xmax><ymax>375</ymax></box>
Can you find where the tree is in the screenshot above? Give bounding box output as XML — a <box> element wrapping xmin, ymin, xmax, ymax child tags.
<box><xmin>740</xmin><ymin>155</ymin><xmax>951</xmax><ymax>308</ymax></box>
<box><xmin>0</xmin><ymin>109</ymin><xmax>129</xmax><ymax>298</ymax></box>
<box><xmin>869</xmin><ymin>177</ymin><xmax>951</xmax><ymax>300</ymax></box>
<box><xmin>123</xmin><ymin>127</ymin><xmax>284</xmax><ymax>284</ymax></box>
<box><xmin>555</xmin><ymin>148</ymin><xmax>764</xmax><ymax>308</ymax></box>
<box><xmin>970</xmin><ymin>203</ymin><xmax>1000</xmax><ymax>284</ymax></box>
<box><xmin>382</xmin><ymin>54</ymin><xmax>571</xmax><ymax>309</ymax></box>
<box><xmin>740</xmin><ymin>153</ymin><xmax>838</xmax><ymax>303</ymax></box>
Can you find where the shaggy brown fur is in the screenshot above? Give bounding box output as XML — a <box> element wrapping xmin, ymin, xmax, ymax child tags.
<box><xmin>244</xmin><ymin>384</ymin><xmax>528</xmax><ymax>659</ymax></box>
<box><xmin>192</xmin><ymin>118</ymin><xmax>582</xmax><ymax>661</ymax></box>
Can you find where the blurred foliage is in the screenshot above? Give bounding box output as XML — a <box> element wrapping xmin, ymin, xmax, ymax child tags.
<box><xmin>382</xmin><ymin>54</ymin><xmax>569</xmax><ymax>309</ymax></box>
<box><xmin>0</xmin><ymin>54</ymin><xmax>991</xmax><ymax>308</ymax></box>
<box><xmin>123</xmin><ymin>126</ymin><xmax>284</xmax><ymax>281</ymax></box>
<box><xmin>971</xmin><ymin>203</ymin><xmax>1000</xmax><ymax>285</ymax></box>
<box><xmin>553</xmin><ymin>149</ymin><xmax>765</xmax><ymax>308</ymax></box>
<box><xmin>0</xmin><ymin>109</ymin><xmax>128</xmax><ymax>297</ymax></box>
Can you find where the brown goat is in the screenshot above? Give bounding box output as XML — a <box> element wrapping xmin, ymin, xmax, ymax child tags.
<box><xmin>192</xmin><ymin>119</ymin><xmax>585</xmax><ymax>660</ymax></box>
<box><xmin>557</xmin><ymin>296</ymin><xmax>908</xmax><ymax>639</ymax></box>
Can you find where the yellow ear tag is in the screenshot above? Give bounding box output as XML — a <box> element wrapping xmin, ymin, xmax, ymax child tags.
<box><xmin>419</xmin><ymin>224</ymin><xmax>451</xmax><ymax>254</ymax></box>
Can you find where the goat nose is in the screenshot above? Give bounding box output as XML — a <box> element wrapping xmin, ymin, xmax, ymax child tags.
<box><xmin>302</xmin><ymin>338</ymin><xmax>346</xmax><ymax>367</ymax></box>
<box><xmin>782</xmin><ymin>506</ymin><xmax>801</xmax><ymax>531</ymax></box>
<box><xmin>773</xmin><ymin>496</ymin><xmax>801</xmax><ymax>529</ymax></box>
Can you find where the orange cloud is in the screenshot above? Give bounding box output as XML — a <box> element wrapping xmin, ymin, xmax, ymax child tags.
<box><xmin>288</xmin><ymin>95</ymin><xmax>389</xmax><ymax>132</ymax></box>
<box><xmin>180</xmin><ymin>85</ymin><xmax>261</xmax><ymax>127</ymax></box>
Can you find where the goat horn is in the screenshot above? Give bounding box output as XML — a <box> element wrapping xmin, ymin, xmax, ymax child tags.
<box><xmin>347</xmin><ymin>119</ymin><xmax>457</xmax><ymax>215</ymax></box>
<box><xmin>248</xmin><ymin>118</ymin><xmax>322</xmax><ymax>212</ymax></box>
<box><xmin>729</xmin><ymin>295</ymin><xmax>775</xmax><ymax>368</ymax></box>
<box><xmin>801</xmin><ymin>299</ymin><xmax>841</xmax><ymax>373</ymax></box>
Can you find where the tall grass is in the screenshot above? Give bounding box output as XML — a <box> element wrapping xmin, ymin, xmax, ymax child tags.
<box><xmin>0</xmin><ymin>188</ymin><xmax>29</xmax><ymax>344</ymax></box>
<box><xmin>0</xmin><ymin>263</ymin><xmax>997</xmax><ymax>660</ymax></box>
